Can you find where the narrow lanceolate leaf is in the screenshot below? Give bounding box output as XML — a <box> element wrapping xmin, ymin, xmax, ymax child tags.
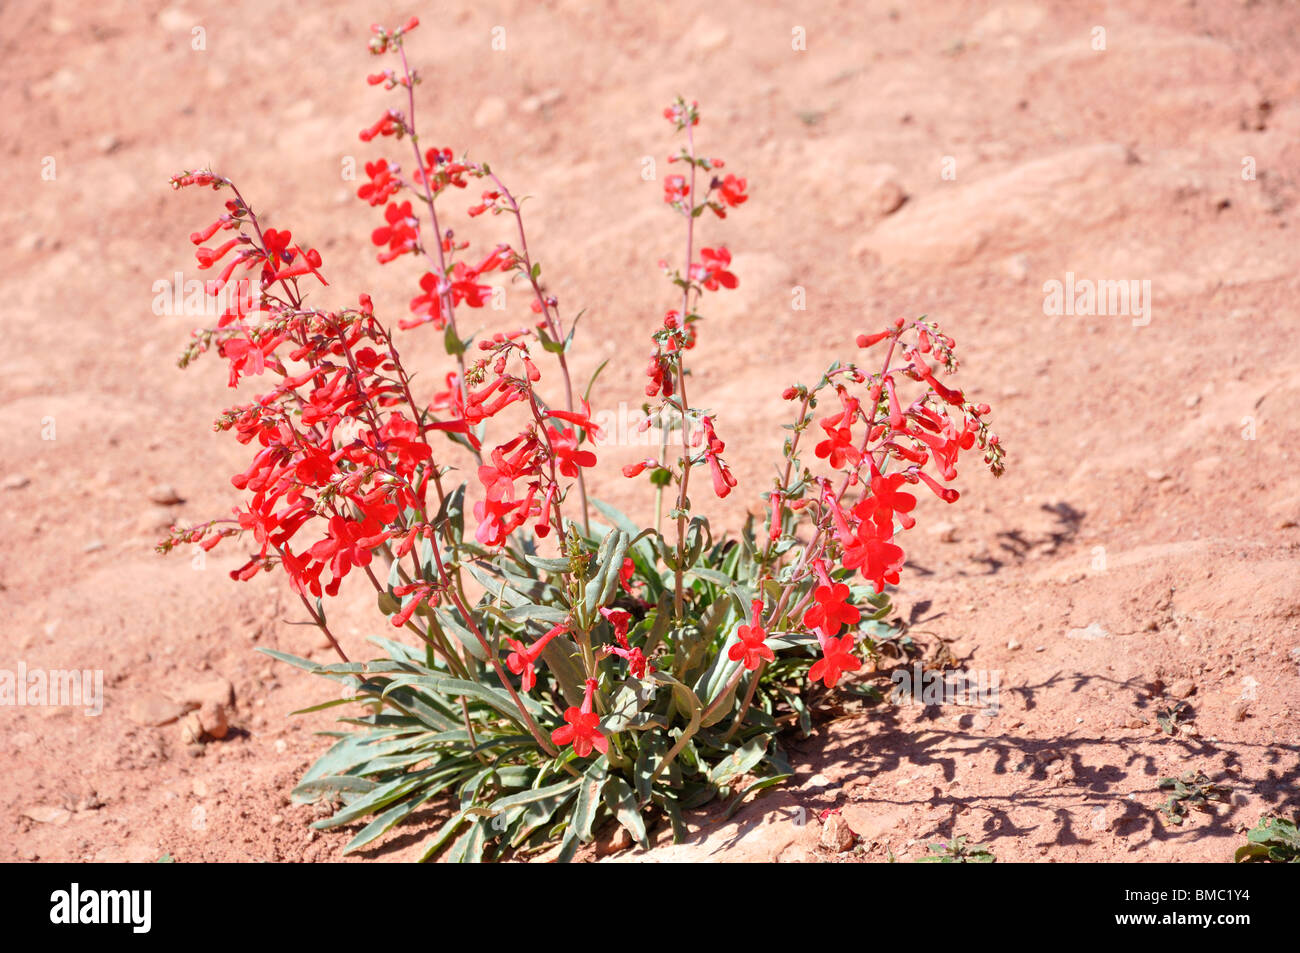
<box><xmin>723</xmin><ymin>773</ymin><xmax>792</xmax><ymax>820</ymax></box>
<box><xmin>488</xmin><ymin>777</ymin><xmax>581</xmax><ymax>813</ymax></box>
<box><xmin>710</xmin><ymin>735</ymin><xmax>770</xmax><ymax>788</ymax></box>
<box><xmin>382</xmin><ymin>673</ymin><xmax>544</xmax><ymax>719</ymax></box>
<box><xmin>571</xmin><ymin>761</ymin><xmax>609</xmax><ymax>843</ymax></box>
<box><xmin>603</xmin><ymin>776</ymin><xmax>648</xmax><ymax>848</ymax></box>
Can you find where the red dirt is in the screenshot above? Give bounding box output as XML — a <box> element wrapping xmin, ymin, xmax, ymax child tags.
<box><xmin>2</xmin><ymin>0</ymin><xmax>1297</xmax><ymax>863</ymax></box>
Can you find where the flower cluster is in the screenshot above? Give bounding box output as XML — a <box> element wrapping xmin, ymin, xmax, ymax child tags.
<box><xmin>164</xmin><ymin>22</ymin><xmax>1006</xmax><ymax>854</ymax></box>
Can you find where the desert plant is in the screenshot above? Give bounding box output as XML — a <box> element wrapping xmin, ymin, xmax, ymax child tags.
<box><xmin>1234</xmin><ymin>815</ymin><xmax>1300</xmax><ymax>863</ymax></box>
<box><xmin>159</xmin><ymin>17</ymin><xmax>1005</xmax><ymax>861</ymax></box>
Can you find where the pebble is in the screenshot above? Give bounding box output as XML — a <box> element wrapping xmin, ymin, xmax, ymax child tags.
<box><xmin>2</xmin><ymin>474</ymin><xmax>30</xmax><ymax>490</ymax></box>
<box><xmin>1066</xmin><ymin>623</ymin><xmax>1109</xmax><ymax>641</ymax></box>
<box><xmin>1169</xmin><ymin>678</ymin><xmax>1197</xmax><ymax>699</ymax></box>
<box><xmin>22</xmin><ymin>805</ymin><xmax>71</xmax><ymax>825</ymax></box>
<box><xmin>929</xmin><ymin>521</ymin><xmax>958</xmax><ymax>543</ymax></box>
<box><xmin>819</xmin><ymin>814</ymin><xmax>856</xmax><ymax>853</ymax></box>
<box><xmin>148</xmin><ymin>484</ymin><xmax>184</xmax><ymax>505</ymax></box>
<box><xmin>175</xmin><ymin>676</ymin><xmax>234</xmax><ymax>709</ymax></box>
<box><xmin>1007</xmin><ymin>638</ymin><xmax>1022</xmax><ymax>650</ymax></box>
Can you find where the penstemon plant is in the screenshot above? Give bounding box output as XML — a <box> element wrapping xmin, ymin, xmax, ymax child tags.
<box><xmin>159</xmin><ymin>17</ymin><xmax>1006</xmax><ymax>861</ymax></box>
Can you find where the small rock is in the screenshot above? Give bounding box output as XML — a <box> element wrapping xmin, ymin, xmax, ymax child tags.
<box><xmin>1007</xmin><ymin>638</ymin><xmax>1021</xmax><ymax>650</ymax></box>
<box><xmin>1146</xmin><ymin>470</ymin><xmax>1171</xmax><ymax>483</ymax></box>
<box><xmin>1184</xmin><ymin>393</ymin><xmax>1201</xmax><ymax>409</ymax></box>
<box><xmin>1230</xmin><ymin>700</ymin><xmax>1250</xmax><ymax>722</ymax></box>
<box><xmin>96</xmin><ymin>134</ymin><xmax>121</xmax><ymax>155</ymax></box>
<box><xmin>174</xmin><ymin>676</ymin><xmax>234</xmax><ymax>709</ymax></box>
<box><xmin>148</xmin><ymin>484</ymin><xmax>184</xmax><ymax>505</ymax></box>
<box><xmin>1169</xmin><ymin>678</ymin><xmax>1196</xmax><ymax>699</ymax></box>
<box><xmin>198</xmin><ymin>701</ymin><xmax>230</xmax><ymax>739</ymax></box>
<box><xmin>128</xmin><ymin>694</ymin><xmax>191</xmax><ymax>727</ymax></box>
<box><xmin>22</xmin><ymin>805</ymin><xmax>71</xmax><ymax>825</ymax></box>
<box><xmin>929</xmin><ymin>521</ymin><xmax>958</xmax><ymax>543</ymax></box>
<box><xmin>819</xmin><ymin>813</ymin><xmax>856</xmax><ymax>853</ymax></box>
<box><xmin>179</xmin><ymin>712</ymin><xmax>206</xmax><ymax>745</ymax></box>
<box><xmin>595</xmin><ymin>824</ymin><xmax>634</xmax><ymax>858</ymax></box>
<box><xmin>1066</xmin><ymin>623</ymin><xmax>1109</xmax><ymax>641</ymax></box>
<box><xmin>2</xmin><ymin>474</ymin><xmax>30</xmax><ymax>490</ymax></box>
<box><xmin>82</xmin><ymin>540</ymin><xmax>105</xmax><ymax>553</ymax></box>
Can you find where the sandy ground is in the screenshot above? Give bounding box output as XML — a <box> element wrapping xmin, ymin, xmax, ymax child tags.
<box><xmin>1</xmin><ymin>0</ymin><xmax>1298</xmax><ymax>862</ymax></box>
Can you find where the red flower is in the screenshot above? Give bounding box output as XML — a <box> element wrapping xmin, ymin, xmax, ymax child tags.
<box><xmin>808</xmin><ymin>633</ymin><xmax>861</xmax><ymax>688</ymax></box>
<box><xmin>545</xmin><ymin>400</ymin><xmax>603</xmax><ymax>440</ymax></box>
<box><xmin>715</xmin><ymin>174</ymin><xmax>748</xmax><ymax>213</ymax></box>
<box><xmin>728</xmin><ymin>600</ymin><xmax>774</xmax><ymax>671</ymax></box>
<box><xmin>504</xmin><ymin>622</ymin><xmax>567</xmax><ymax>692</ymax></box>
<box><xmin>697</xmin><ymin>416</ymin><xmax>736</xmax><ymax>499</ymax></box>
<box><xmin>551</xmin><ymin>678</ymin><xmax>608</xmax><ymax>758</ymax></box>
<box><xmin>546</xmin><ymin>425</ymin><xmax>597</xmax><ymax>478</ymax></box>
<box><xmin>664</xmin><ymin>174</ymin><xmax>689</xmax><ymax>205</ymax></box>
<box><xmin>815</xmin><ymin>423</ymin><xmax>860</xmax><ymax>470</ymax></box>
<box><xmin>690</xmin><ymin>246</ymin><xmax>738</xmax><ymax>291</ymax></box>
<box><xmin>854</xmin><ymin>471</ymin><xmax>917</xmax><ymax>531</ymax></box>
<box><xmin>840</xmin><ymin>517</ymin><xmax>905</xmax><ymax>594</ymax></box>
<box><xmin>357</xmin><ymin>159</ymin><xmax>400</xmax><ymax>206</ymax></box>
<box><xmin>803</xmin><ymin>564</ymin><xmax>860</xmax><ymax>637</ymax></box>
<box><xmin>372</xmin><ymin>200</ymin><xmax>419</xmax><ymax>258</ymax></box>
<box><xmin>603</xmin><ymin>608</ymin><xmax>652</xmax><ymax>678</ymax></box>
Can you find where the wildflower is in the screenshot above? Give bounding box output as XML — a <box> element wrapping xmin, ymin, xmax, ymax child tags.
<box><xmin>728</xmin><ymin>600</ymin><xmax>774</xmax><ymax>671</ymax></box>
<box><xmin>803</xmin><ymin>562</ymin><xmax>860</xmax><ymax>638</ymax></box>
<box><xmin>715</xmin><ymin>174</ymin><xmax>748</xmax><ymax>213</ymax></box>
<box><xmin>551</xmin><ymin>678</ymin><xmax>608</xmax><ymax>758</ymax></box>
<box><xmin>808</xmin><ymin>633</ymin><xmax>862</xmax><ymax>688</ymax></box>
<box><xmin>505</xmin><ymin>622</ymin><xmax>567</xmax><ymax>692</ymax></box>
<box><xmin>691</xmin><ymin>246</ymin><xmax>738</xmax><ymax>291</ymax></box>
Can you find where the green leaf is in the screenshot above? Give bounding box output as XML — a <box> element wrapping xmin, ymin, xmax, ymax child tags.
<box><xmin>583</xmin><ymin>358</ymin><xmax>610</xmax><ymax>401</ymax></box>
<box><xmin>382</xmin><ymin>673</ymin><xmax>544</xmax><ymax>720</ymax></box>
<box><xmin>709</xmin><ymin>735</ymin><xmax>769</xmax><ymax>787</ymax></box>
<box><xmin>256</xmin><ymin>647</ymin><xmax>321</xmax><ymax>674</ymax></box>
<box><xmin>603</xmin><ymin>776</ymin><xmax>648</xmax><ymax>848</ymax></box>
<box><xmin>723</xmin><ymin>773</ymin><xmax>792</xmax><ymax>820</ymax></box>
<box><xmin>571</xmin><ymin>761</ymin><xmax>608</xmax><ymax>843</ymax></box>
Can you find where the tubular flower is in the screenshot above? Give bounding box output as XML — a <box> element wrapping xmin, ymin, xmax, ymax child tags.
<box><xmin>808</xmin><ymin>632</ymin><xmax>862</xmax><ymax>688</ymax></box>
<box><xmin>551</xmin><ymin>678</ymin><xmax>608</xmax><ymax>758</ymax></box>
<box><xmin>504</xmin><ymin>622</ymin><xmax>567</xmax><ymax>692</ymax></box>
<box><xmin>728</xmin><ymin>600</ymin><xmax>774</xmax><ymax>671</ymax></box>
